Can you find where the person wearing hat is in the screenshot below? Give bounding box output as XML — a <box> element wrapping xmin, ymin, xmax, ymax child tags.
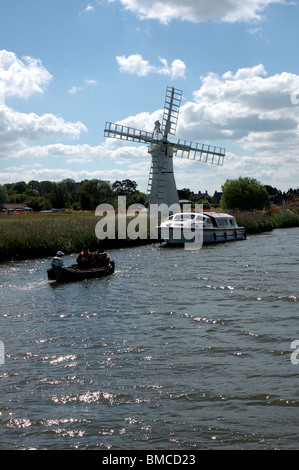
<box><xmin>51</xmin><ymin>251</ymin><xmax>65</xmax><ymax>269</ymax></box>
<box><xmin>51</xmin><ymin>251</ymin><xmax>65</xmax><ymax>281</ymax></box>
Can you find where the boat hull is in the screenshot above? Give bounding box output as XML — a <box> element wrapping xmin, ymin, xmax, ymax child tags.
<box><xmin>47</xmin><ymin>261</ymin><xmax>115</xmax><ymax>283</ymax></box>
<box><xmin>159</xmin><ymin>227</ymin><xmax>246</xmax><ymax>244</ymax></box>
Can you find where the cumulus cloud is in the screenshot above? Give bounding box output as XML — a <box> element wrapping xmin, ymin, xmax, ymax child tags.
<box><xmin>0</xmin><ymin>143</ymin><xmax>151</xmax><ymax>186</ymax></box>
<box><xmin>0</xmin><ymin>105</ymin><xmax>87</xmax><ymax>158</ymax></box>
<box><xmin>0</xmin><ymin>50</ymin><xmax>87</xmax><ymax>161</ymax></box>
<box><xmin>0</xmin><ymin>50</ymin><xmax>52</xmax><ymax>102</ymax></box>
<box><xmin>111</xmin><ymin>0</ymin><xmax>286</xmax><ymax>24</ymax></box>
<box><xmin>178</xmin><ymin>64</ymin><xmax>299</xmax><ymax>150</ymax></box>
<box><xmin>116</xmin><ymin>54</ymin><xmax>186</xmax><ymax>79</ymax></box>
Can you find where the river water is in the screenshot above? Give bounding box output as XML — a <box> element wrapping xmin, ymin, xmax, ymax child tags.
<box><xmin>0</xmin><ymin>227</ymin><xmax>298</xmax><ymax>450</ymax></box>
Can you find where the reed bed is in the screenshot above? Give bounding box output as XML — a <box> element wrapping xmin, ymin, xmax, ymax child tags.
<box><xmin>0</xmin><ymin>213</ymin><xmax>95</xmax><ymax>262</ymax></box>
<box><xmin>0</xmin><ymin>212</ymin><xmax>152</xmax><ymax>262</ymax></box>
<box><xmin>233</xmin><ymin>209</ymin><xmax>299</xmax><ymax>233</ymax></box>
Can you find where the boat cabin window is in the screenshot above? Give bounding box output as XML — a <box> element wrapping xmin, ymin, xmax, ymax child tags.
<box><xmin>173</xmin><ymin>213</ymin><xmax>196</xmax><ymax>221</ymax></box>
<box><xmin>216</xmin><ymin>217</ymin><xmax>229</xmax><ymax>226</ymax></box>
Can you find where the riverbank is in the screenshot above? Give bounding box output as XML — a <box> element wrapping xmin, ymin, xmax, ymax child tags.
<box><xmin>0</xmin><ymin>209</ymin><xmax>298</xmax><ymax>262</ymax></box>
<box><xmin>233</xmin><ymin>208</ymin><xmax>299</xmax><ymax>233</ymax></box>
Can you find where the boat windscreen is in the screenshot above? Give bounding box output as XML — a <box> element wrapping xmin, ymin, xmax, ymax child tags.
<box><xmin>173</xmin><ymin>213</ymin><xmax>196</xmax><ymax>220</ymax></box>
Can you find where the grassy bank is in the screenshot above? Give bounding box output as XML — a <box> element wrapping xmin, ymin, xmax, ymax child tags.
<box><xmin>0</xmin><ymin>209</ymin><xmax>299</xmax><ymax>262</ymax></box>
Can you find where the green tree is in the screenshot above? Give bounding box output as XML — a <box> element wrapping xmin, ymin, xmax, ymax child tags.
<box><xmin>11</xmin><ymin>181</ymin><xmax>27</xmax><ymax>194</ymax></box>
<box><xmin>39</xmin><ymin>181</ymin><xmax>54</xmax><ymax>196</ymax></box>
<box><xmin>112</xmin><ymin>179</ymin><xmax>138</xmax><ymax>195</ymax></box>
<box><xmin>0</xmin><ymin>185</ymin><xmax>8</xmax><ymax>210</ymax></box>
<box><xmin>7</xmin><ymin>189</ymin><xmax>25</xmax><ymax>204</ymax></box>
<box><xmin>77</xmin><ymin>179</ymin><xmax>115</xmax><ymax>210</ymax></box>
<box><xmin>177</xmin><ymin>188</ymin><xmax>192</xmax><ymax>199</ymax></box>
<box><xmin>28</xmin><ymin>180</ymin><xmax>41</xmax><ymax>192</ymax></box>
<box><xmin>62</xmin><ymin>178</ymin><xmax>76</xmax><ymax>192</ymax></box>
<box><xmin>264</xmin><ymin>185</ymin><xmax>281</xmax><ymax>196</ymax></box>
<box><xmin>197</xmin><ymin>199</ymin><xmax>211</xmax><ymax>209</ymax></box>
<box><xmin>220</xmin><ymin>177</ymin><xmax>269</xmax><ymax>211</ymax></box>
<box><xmin>50</xmin><ymin>182</ymin><xmax>70</xmax><ymax>208</ymax></box>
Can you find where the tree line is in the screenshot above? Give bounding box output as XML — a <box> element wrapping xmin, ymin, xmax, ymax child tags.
<box><xmin>0</xmin><ymin>176</ymin><xmax>298</xmax><ymax>212</ymax></box>
<box><xmin>0</xmin><ymin>179</ymin><xmax>148</xmax><ymax>211</ymax></box>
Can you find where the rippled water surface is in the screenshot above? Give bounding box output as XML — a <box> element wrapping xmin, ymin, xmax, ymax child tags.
<box><xmin>0</xmin><ymin>228</ymin><xmax>298</xmax><ymax>449</ymax></box>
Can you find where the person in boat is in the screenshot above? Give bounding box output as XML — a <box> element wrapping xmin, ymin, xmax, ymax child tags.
<box><xmin>51</xmin><ymin>251</ymin><xmax>65</xmax><ymax>281</ymax></box>
<box><xmin>76</xmin><ymin>246</ymin><xmax>93</xmax><ymax>269</ymax></box>
<box><xmin>93</xmin><ymin>248</ymin><xmax>110</xmax><ymax>267</ymax></box>
<box><xmin>51</xmin><ymin>251</ymin><xmax>65</xmax><ymax>269</ymax></box>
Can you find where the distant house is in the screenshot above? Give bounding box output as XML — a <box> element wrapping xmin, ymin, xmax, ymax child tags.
<box><xmin>285</xmin><ymin>191</ymin><xmax>299</xmax><ymax>204</ymax></box>
<box><xmin>3</xmin><ymin>204</ymin><xmax>32</xmax><ymax>212</ymax></box>
<box><xmin>212</xmin><ymin>191</ymin><xmax>222</xmax><ymax>205</ymax></box>
<box><xmin>268</xmin><ymin>194</ymin><xmax>284</xmax><ymax>205</ymax></box>
<box><xmin>189</xmin><ymin>190</ymin><xmax>210</xmax><ymax>203</ymax></box>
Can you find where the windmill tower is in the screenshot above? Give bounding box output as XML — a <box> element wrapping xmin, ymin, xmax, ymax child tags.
<box><xmin>104</xmin><ymin>86</ymin><xmax>225</xmax><ymax>207</ymax></box>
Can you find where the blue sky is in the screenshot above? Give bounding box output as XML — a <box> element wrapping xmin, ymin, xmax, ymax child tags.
<box><xmin>0</xmin><ymin>0</ymin><xmax>299</xmax><ymax>195</ymax></box>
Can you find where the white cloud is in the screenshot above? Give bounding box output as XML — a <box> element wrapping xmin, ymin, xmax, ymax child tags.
<box><xmin>111</xmin><ymin>0</ymin><xmax>286</xmax><ymax>24</ymax></box>
<box><xmin>0</xmin><ymin>50</ymin><xmax>87</xmax><ymax>160</ymax></box>
<box><xmin>116</xmin><ymin>54</ymin><xmax>186</xmax><ymax>79</ymax></box>
<box><xmin>179</xmin><ymin>64</ymin><xmax>299</xmax><ymax>148</ymax></box>
<box><xmin>68</xmin><ymin>78</ymin><xmax>98</xmax><ymax>94</ymax></box>
<box><xmin>0</xmin><ymin>50</ymin><xmax>52</xmax><ymax>101</ymax></box>
<box><xmin>171</xmin><ymin>59</ymin><xmax>186</xmax><ymax>79</ymax></box>
<box><xmin>3</xmin><ymin>140</ymin><xmax>149</xmax><ymax>164</ymax></box>
<box><xmin>116</xmin><ymin>54</ymin><xmax>150</xmax><ymax>77</ymax></box>
<box><xmin>79</xmin><ymin>4</ymin><xmax>95</xmax><ymax>14</ymax></box>
<box><xmin>0</xmin><ymin>105</ymin><xmax>87</xmax><ymax>158</ymax></box>
<box><xmin>84</xmin><ymin>4</ymin><xmax>95</xmax><ymax>13</ymax></box>
<box><xmin>176</xmin><ymin>64</ymin><xmax>299</xmax><ymax>189</ymax></box>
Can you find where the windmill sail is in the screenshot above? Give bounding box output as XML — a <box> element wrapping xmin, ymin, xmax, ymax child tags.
<box><xmin>104</xmin><ymin>123</ymin><xmax>154</xmax><ymax>144</ymax></box>
<box><xmin>162</xmin><ymin>86</ymin><xmax>182</xmax><ymax>138</ymax></box>
<box><xmin>171</xmin><ymin>139</ymin><xmax>225</xmax><ymax>165</ymax></box>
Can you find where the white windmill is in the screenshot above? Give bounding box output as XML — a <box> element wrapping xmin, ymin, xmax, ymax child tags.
<box><xmin>104</xmin><ymin>86</ymin><xmax>225</xmax><ymax>207</ymax></box>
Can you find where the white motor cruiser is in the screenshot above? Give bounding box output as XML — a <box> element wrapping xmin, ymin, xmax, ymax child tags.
<box><xmin>157</xmin><ymin>212</ymin><xmax>246</xmax><ymax>245</ymax></box>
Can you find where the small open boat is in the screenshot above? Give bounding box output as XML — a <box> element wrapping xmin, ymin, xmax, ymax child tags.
<box><xmin>47</xmin><ymin>261</ymin><xmax>115</xmax><ymax>283</ymax></box>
